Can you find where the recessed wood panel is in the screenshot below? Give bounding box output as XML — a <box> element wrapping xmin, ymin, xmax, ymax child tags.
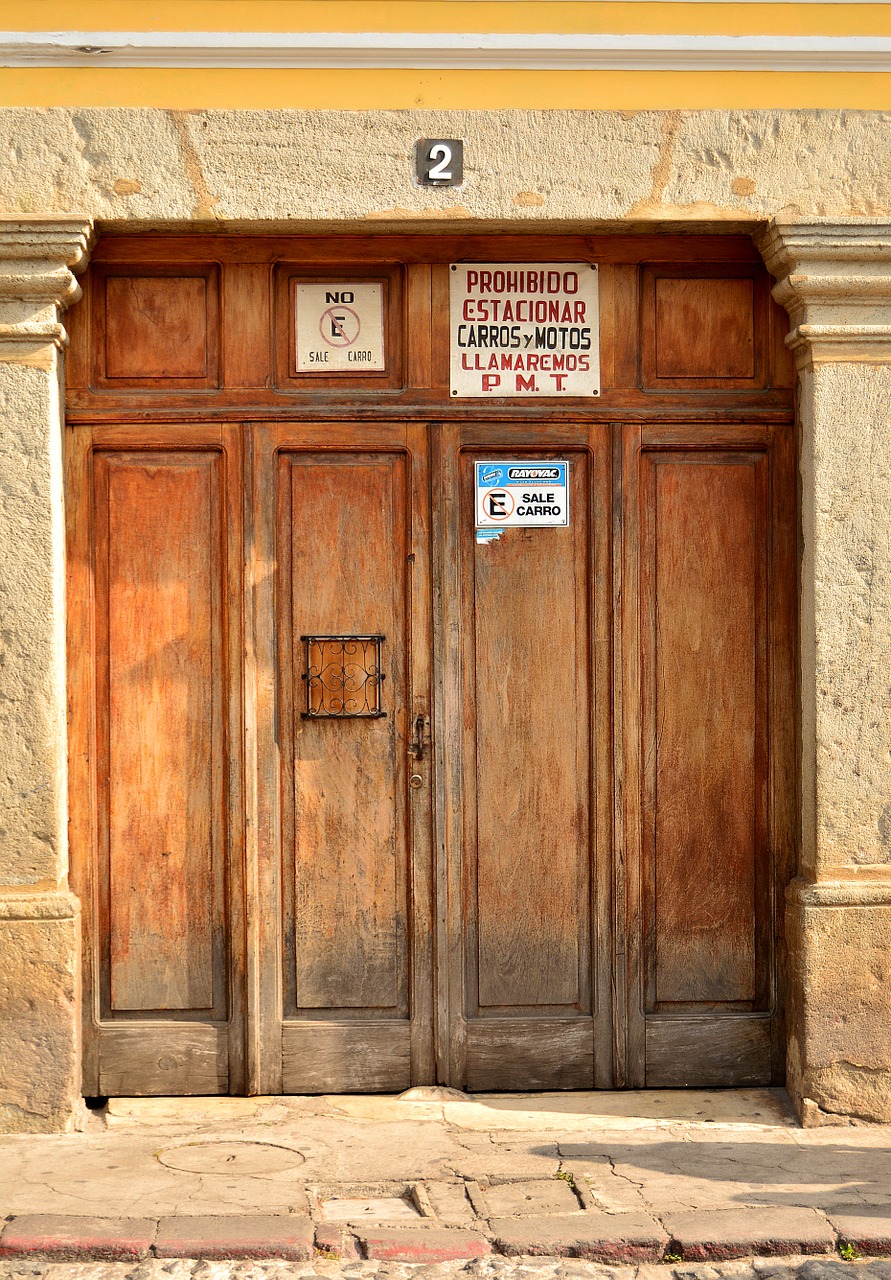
<box><xmin>645</xmin><ymin>1015</ymin><xmax>771</xmax><ymax>1087</ymax></box>
<box><xmin>656</xmin><ymin>278</ymin><xmax>754</xmax><ymax>379</ymax></box>
<box><xmin>280</xmin><ymin>452</ymin><xmax>408</xmax><ymax>1014</ymax></box>
<box><xmin>464</xmin><ymin>452</ymin><xmax>591</xmax><ymax>1013</ymax></box>
<box><xmin>93</xmin><ymin>266</ymin><xmax>220</xmax><ymax>389</ymax></box>
<box><xmin>642</xmin><ymin>269</ymin><xmax>766</xmax><ymax>390</ymax></box>
<box><xmin>641</xmin><ymin>452</ymin><xmax>768</xmax><ymax>1009</ymax></box>
<box><xmin>97</xmin><ymin>451</ymin><xmax>224</xmax><ymax>1014</ymax></box>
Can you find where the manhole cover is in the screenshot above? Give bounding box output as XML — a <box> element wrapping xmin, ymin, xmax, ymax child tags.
<box><xmin>157</xmin><ymin>1140</ymin><xmax>305</xmax><ymax>1173</ymax></box>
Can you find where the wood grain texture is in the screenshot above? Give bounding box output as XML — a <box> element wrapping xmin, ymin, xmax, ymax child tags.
<box><xmin>655</xmin><ymin>278</ymin><xmax>755</xmax><ymax>379</ymax></box>
<box><xmin>99</xmin><ymin>451</ymin><xmax>222</xmax><ymax>1014</ymax></box>
<box><xmin>68</xmin><ymin>425</ymin><xmax>244</xmax><ymax>1097</ymax></box>
<box><xmin>65</xmin><ymin>233</ymin><xmax>796</xmax><ymax>1098</ymax></box>
<box><xmin>644</xmin><ymin>1015</ymin><xmax>771</xmax><ymax>1087</ymax></box>
<box><xmin>284</xmin><ymin>453</ymin><xmax>406</xmax><ymax>1011</ymax></box>
<box><xmin>256</xmin><ymin>422</ymin><xmax>434</xmax><ymax>1095</ymax></box>
<box><xmin>465</xmin><ymin>1019</ymin><xmax>594</xmax><ymax>1091</ymax></box>
<box><xmin>642</xmin><ymin>268</ymin><xmax>767</xmax><ymax>391</ymax></box>
<box><xmin>98</xmin><ymin>1023</ymin><xmax>228</xmax><ymax>1096</ymax></box>
<box><xmin>94</xmin><ymin>267</ymin><xmax>220</xmax><ymax>389</ymax></box>
<box><xmin>223</xmin><ymin>263</ymin><xmax>272</xmax><ymax>388</ymax></box>
<box><xmin>450</xmin><ymin>435</ymin><xmax>600</xmax><ymax>1091</ymax></box>
<box><xmin>90</xmin><ymin>233</ymin><xmax>763</xmax><ymax>267</ymax></box>
<box><xmin>468</xmin><ymin>456</ymin><xmax>590</xmax><ymax>1012</ymax></box>
<box><xmin>642</xmin><ymin>452</ymin><xmax>767</xmax><ymax>1009</ymax></box>
<box><xmin>282</xmin><ymin>1022</ymin><xmax>411</xmax><ymax>1093</ymax></box>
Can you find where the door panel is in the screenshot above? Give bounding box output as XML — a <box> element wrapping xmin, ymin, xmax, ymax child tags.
<box><xmin>445</xmin><ymin>433</ymin><xmax>612</xmax><ymax>1091</ymax></box>
<box><xmin>621</xmin><ymin>424</ymin><xmax>793</xmax><ymax>1088</ymax></box>
<box><xmin>645</xmin><ymin>452</ymin><xmax>767</xmax><ymax>1010</ymax></box>
<box><xmin>252</xmin><ymin>424</ymin><xmax>434</xmax><ymax>1094</ymax></box>
<box><xmin>67</xmin><ymin>425</ymin><xmax>244</xmax><ymax>1096</ymax></box>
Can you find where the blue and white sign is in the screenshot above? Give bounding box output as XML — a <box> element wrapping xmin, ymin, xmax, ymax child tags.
<box><xmin>475</xmin><ymin>460</ymin><xmax>569</xmax><ymax>528</ymax></box>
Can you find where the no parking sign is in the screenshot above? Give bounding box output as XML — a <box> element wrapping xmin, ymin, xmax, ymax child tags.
<box><xmin>475</xmin><ymin>461</ymin><xmax>569</xmax><ymax>528</ymax></box>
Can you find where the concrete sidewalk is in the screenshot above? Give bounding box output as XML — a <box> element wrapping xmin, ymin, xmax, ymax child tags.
<box><xmin>1</xmin><ymin>1090</ymin><xmax>891</xmax><ymax>1267</ymax></box>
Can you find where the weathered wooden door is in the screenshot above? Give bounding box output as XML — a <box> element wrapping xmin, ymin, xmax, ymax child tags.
<box><xmin>66</xmin><ymin>236</ymin><xmax>795</xmax><ymax>1097</ymax></box>
<box><xmin>434</xmin><ymin>427</ymin><xmax>614</xmax><ymax>1090</ymax></box>
<box><xmin>68</xmin><ymin>425</ymin><xmax>247</xmax><ymax>1095</ymax></box>
<box><xmin>250</xmin><ymin>424</ymin><xmax>435</xmax><ymax>1094</ymax></box>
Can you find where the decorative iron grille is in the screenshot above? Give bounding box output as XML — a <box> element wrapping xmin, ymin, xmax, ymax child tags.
<box><xmin>301</xmin><ymin>635</ymin><xmax>386</xmax><ymax>718</ymax></box>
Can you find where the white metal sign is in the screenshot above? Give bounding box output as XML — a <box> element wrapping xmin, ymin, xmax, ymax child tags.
<box><xmin>450</xmin><ymin>263</ymin><xmax>599</xmax><ymax>398</ymax></box>
<box><xmin>295</xmin><ymin>282</ymin><xmax>385</xmax><ymax>372</ymax></box>
<box><xmin>475</xmin><ymin>461</ymin><xmax>570</xmax><ymax>529</ymax></box>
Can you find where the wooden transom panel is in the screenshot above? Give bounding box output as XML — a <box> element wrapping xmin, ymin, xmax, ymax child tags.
<box><xmin>641</xmin><ymin>268</ymin><xmax>767</xmax><ymax>389</ymax></box>
<box><xmin>93</xmin><ymin>266</ymin><xmax>220</xmax><ymax>388</ymax></box>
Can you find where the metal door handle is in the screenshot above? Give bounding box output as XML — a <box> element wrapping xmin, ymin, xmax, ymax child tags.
<box><xmin>408</xmin><ymin>713</ymin><xmax>425</xmax><ymax>762</ymax></box>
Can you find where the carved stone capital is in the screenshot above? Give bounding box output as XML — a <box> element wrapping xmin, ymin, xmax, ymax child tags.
<box><xmin>758</xmin><ymin>219</ymin><xmax>891</xmax><ymax>364</ymax></box>
<box><xmin>0</xmin><ymin>217</ymin><xmax>94</xmax><ymax>359</ymax></box>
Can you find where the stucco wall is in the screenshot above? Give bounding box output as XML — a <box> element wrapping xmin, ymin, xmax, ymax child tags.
<box><xmin>1</xmin><ymin>109</ymin><xmax>891</xmax><ymax>226</ymax></box>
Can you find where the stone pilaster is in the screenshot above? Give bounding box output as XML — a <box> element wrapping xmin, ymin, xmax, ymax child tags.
<box><xmin>758</xmin><ymin>220</ymin><xmax>891</xmax><ymax>1124</ymax></box>
<box><xmin>0</xmin><ymin>217</ymin><xmax>93</xmax><ymax>1132</ymax></box>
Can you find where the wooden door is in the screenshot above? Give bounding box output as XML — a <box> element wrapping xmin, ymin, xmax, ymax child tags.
<box><xmin>65</xmin><ymin>236</ymin><xmax>796</xmax><ymax>1098</ymax></box>
<box><xmin>435</xmin><ymin>426</ymin><xmax>615</xmax><ymax>1090</ymax></box>
<box><xmin>250</xmin><ymin>424</ymin><xmax>435</xmax><ymax>1094</ymax></box>
<box><xmin>67</xmin><ymin>424</ymin><xmax>246</xmax><ymax>1096</ymax></box>
<box><xmin>619</xmin><ymin>422</ymin><xmax>796</xmax><ymax>1088</ymax></box>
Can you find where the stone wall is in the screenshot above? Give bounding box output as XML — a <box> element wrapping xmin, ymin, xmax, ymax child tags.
<box><xmin>0</xmin><ymin>109</ymin><xmax>890</xmax><ymax>226</ymax></box>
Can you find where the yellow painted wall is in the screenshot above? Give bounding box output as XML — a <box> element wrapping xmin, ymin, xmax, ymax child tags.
<box><xmin>1</xmin><ymin>1</ymin><xmax>890</xmax><ymax>110</ymax></box>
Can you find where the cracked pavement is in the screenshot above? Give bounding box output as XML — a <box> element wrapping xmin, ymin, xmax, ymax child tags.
<box><xmin>1</xmin><ymin>1090</ymin><xmax>891</xmax><ymax>1270</ymax></box>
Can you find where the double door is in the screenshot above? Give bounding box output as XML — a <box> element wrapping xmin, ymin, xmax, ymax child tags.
<box><xmin>68</xmin><ymin>416</ymin><xmax>794</xmax><ymax>1096</ymax></box>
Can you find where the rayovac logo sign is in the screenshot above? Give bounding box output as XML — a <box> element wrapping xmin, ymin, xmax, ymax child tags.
<box><xmin>508</xmin><ymin>467</ymin><xmax>561</xmax><ymax>481</ymax></box>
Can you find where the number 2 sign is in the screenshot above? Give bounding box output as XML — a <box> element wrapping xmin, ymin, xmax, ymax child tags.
<box><xmin>415</xmin><ymin>138</ymin><xmax>464</xmax><ymax>187</ymax></box>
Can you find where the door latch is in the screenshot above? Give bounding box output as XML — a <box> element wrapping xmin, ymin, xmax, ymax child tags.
<box><xmin>408</xmin><ymin>713</ymin><xmax>426</xmax><ymax>762</ymax></box>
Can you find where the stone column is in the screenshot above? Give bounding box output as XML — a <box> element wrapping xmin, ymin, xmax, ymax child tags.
<box><xmin>759</xmin><ymin>220</ymin><xmax>891</xmax><ymax>1124</ymax></box>
<box><xmin>0</xmin><ymin>218</ymin><xmax>93</xmax><ymax>1132</ymax></box>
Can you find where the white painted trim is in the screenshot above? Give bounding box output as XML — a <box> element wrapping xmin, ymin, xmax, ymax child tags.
<box><xmin>3</xmin><ymin>30</ymin><xmax>891</xmax><ymax>71</ymax></box>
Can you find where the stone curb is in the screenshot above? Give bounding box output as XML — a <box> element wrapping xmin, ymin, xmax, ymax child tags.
<box><xmin>660</xmin><ymin>1208</ymin><xmax>837</xmax><ymax>1261</ymax></box>
<box><xmin>154</xmin><ymin>1215</ymin><xmax>314</xmax><ymax>1261</ymax></box>
<box><xmin>0</xmin><ymin>1215</ymin><xmax>157</xmax><ymax>1261</ymax></box>
<box><xmin>826</xmin><ymin>1209</ymin><xmax>891</xmax><ymax>1257</ymax></box>
<box><xmin>356</xmin><ymin>1227</ymin><xmax>492</xmax><ymax>1262</ymax></box>
<box><xmin>490</xmin><ymin>1211</ymin><xmax>669</xmax><ymax>1262</ymax></box>
<box><xmin>0</xmin><ymin>1210</ymin><xmax>865</xmax><ymax>1265</ymax></box>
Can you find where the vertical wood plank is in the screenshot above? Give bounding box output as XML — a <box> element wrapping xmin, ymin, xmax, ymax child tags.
<box><xmin>619</xmin><ymin>423</ymin><xmax>646</xmax><ymax>1086</ymax></box>
<box><xmin>596</xmin><ymin>265</ymin><xmax>616</xmax><ymax>393</ymax></box>
<box><xmin>431</xmin><ymin>265</ymin><xmax>451</xmax><ymax>390</ymax></box>
<box><xmin>769</xmin><ymin>420</ymin><xmax>798</xmax><ymax>1080</ymax></box>
<box><xmin>285</xmin><ymin>454</ymin><xmax>405</xmax><ymax>1011</ymax></box>
<box><xmin>65</xmin><ymin>425</ymin><xmax>99</xmax><ymax>1092</ymax></box>
<box><xmin>406</xmin><ymin>264</ymin><xmax>433</xmax><ymax>389</ymax></box>
<box><xmin>469</xmin><ymin>462</ymin><xmax>590</xmax><ymax>1010</ymax></box>
<box><xmin>224</xmin><ymin>264</ymin><xmax>272</xmax><ymax>388</ymax></box>
<box><xmin>612</xmin><ymin>266</ymin><xmax>640</xmax><ymax>390</ymax></box>
<box><xmin>406</xmin><ymin>420</ymin><xmax>436</xmax><ymax>1083</ymax></box>
<box><xmin>590</xmin><ymin>422</ymin><xmax>615</xmax><ymax>1088</ymax></box>
<box><xmin>437</xmin><ymin>423</ymin><xmax>467</xmax><ymax>1085</ymax></box>
<box><xmin>102</xmin><ymin>452</ymin><xmax>221</xmax><ymax>1012</ymax></box>
<box><xmin>644</xmin><ymin>454</ymin><xmax>764</xmax><ymax>1007</ymax></box>
<box><xmin>247</xmin><ymin>422</ymin><xmax>283</xmax><ymax>1095</ymax></box>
